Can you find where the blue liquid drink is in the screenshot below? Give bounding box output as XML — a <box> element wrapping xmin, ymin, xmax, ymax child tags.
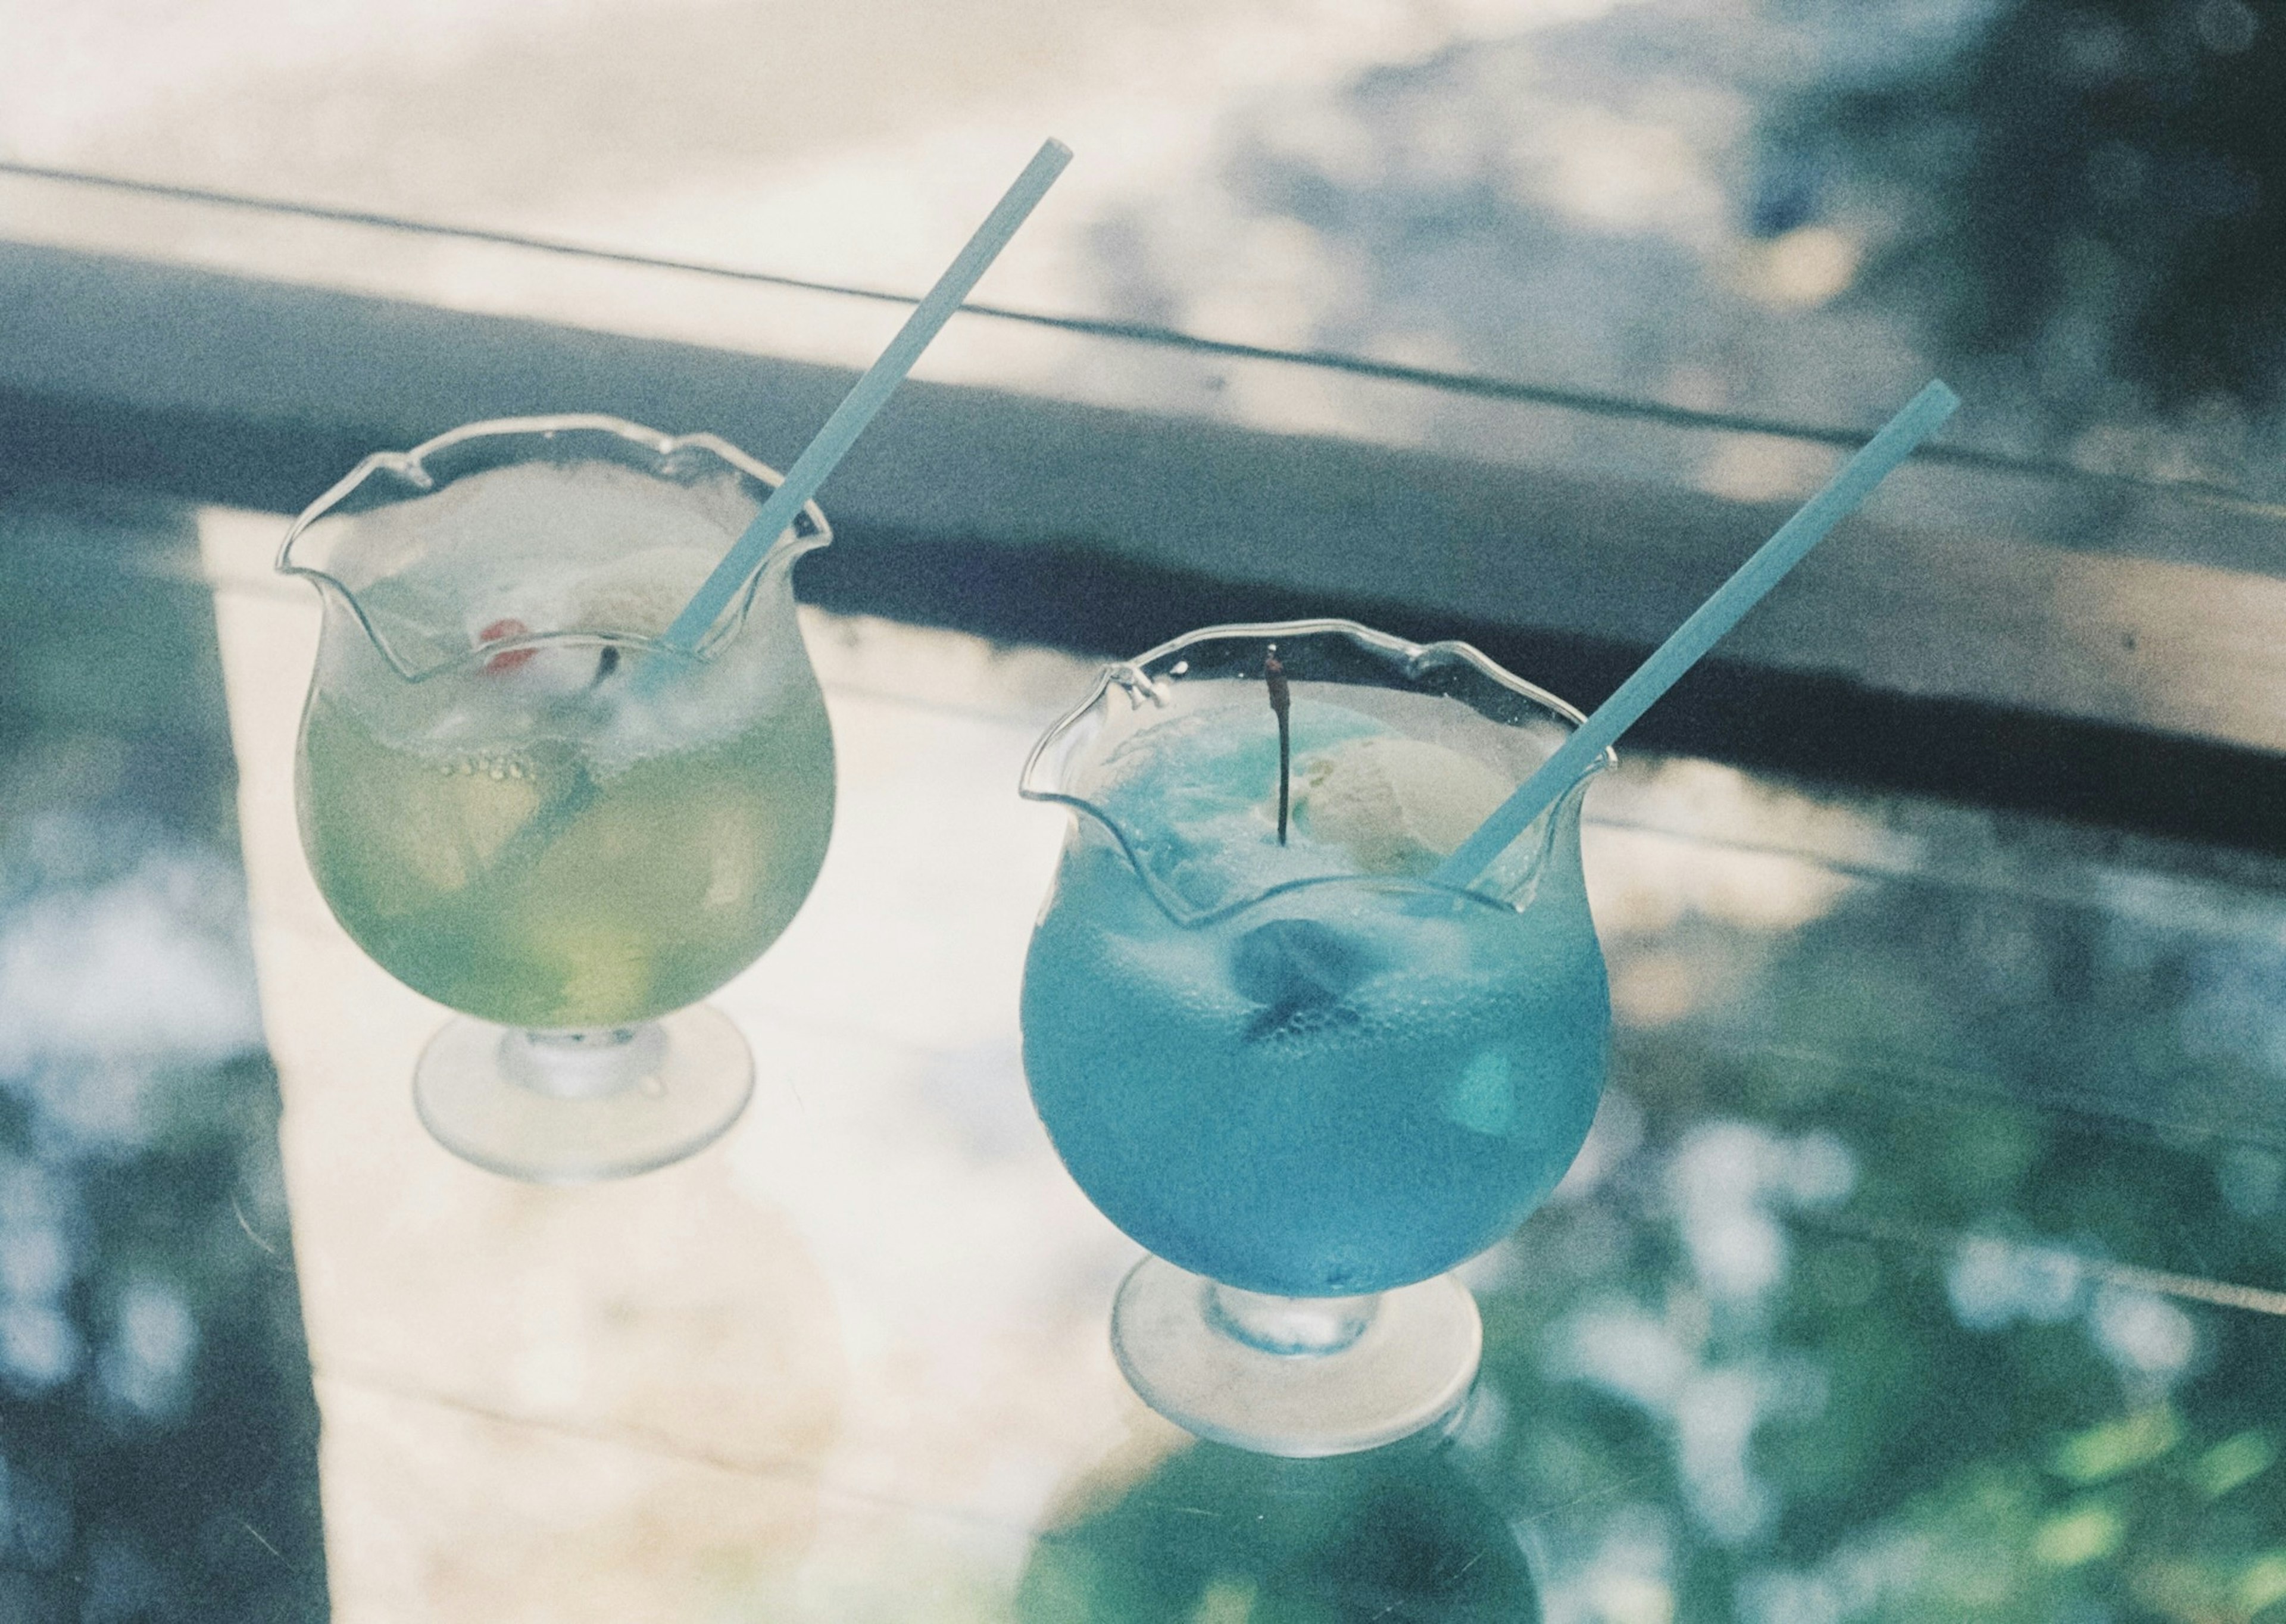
<box><xmin>1021</xmin><ymin>638</ymin><xmax>1610</xmax><ymax>1300</ymax></box>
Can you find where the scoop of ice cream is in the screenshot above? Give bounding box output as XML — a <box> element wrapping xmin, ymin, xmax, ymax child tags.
<box><xmin>564</xmin><ymin>546</ymin><xmax>722</xmax><ymax>637</ymax></box>
<box><xmin>1292</xmin><ymin>735</ymin><xmax>1515</xmax><ymax>876</ymax></box>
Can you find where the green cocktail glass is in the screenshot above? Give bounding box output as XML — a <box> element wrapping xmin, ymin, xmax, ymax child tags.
<box><xmin>280</xmin><ymin>416</ymin><xmax>833</xmax><ymax>1180</ymax></box>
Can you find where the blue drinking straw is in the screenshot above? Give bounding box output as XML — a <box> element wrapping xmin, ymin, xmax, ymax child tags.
<box><xmin>1431</xmin><ymin>379</ymin><xmax>1962</xmax><ymax>891</ymax></box>
<box><xmin>655</xmin><ymin>138</ymin><xmax>1074</xmax><ymax>656</ymax></box>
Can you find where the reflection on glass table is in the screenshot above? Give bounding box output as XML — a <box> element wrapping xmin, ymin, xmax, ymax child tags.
<box><xmin>1448</xmin><ymin>753</ymin><xmax>2286</xmax><ymax>1624</ymax></box>
<box><xmin>13</xmin><ymin>485</ymin><xmax>2286</xmax><ymax>1620</ymax></box>
<box><xmin>0</xmin><ymin>491</ymin><xmax>327</xmax><ymax>1620</ymax></box>
<box><xmin>1017</xmin><ymin>1431</ymin><xmax>1539</xmax><ymax>1622</ymax></box>
<box><xmin>279</xmin><ymin>417</ymin><xmax>835</xmax><ymax>1181</ymax></box>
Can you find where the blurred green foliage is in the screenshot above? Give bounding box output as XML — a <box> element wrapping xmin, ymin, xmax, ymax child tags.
<box><xmin>0</xmin><ymin>489</ymin><xmax>326</xmax><ymax>1623</ymax></box>
<box><xmin>1772</xmin><ymin>0</ymin><xmax>2286</xmax><ymax>419</ymax></box>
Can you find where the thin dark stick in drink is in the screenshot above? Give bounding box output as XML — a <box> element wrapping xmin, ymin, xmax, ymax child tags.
<box><xmin>1266</xmin><ymin>648</ymin><xmax>1291</xmax><ymax>846</ymax></box>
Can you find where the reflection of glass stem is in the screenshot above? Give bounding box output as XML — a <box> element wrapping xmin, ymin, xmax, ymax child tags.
<box><xmin>1208</xmin><ymin>1283</ymin><xmax>1379</xmax><ymax>1355</ymax></box>
<box><xmin>499</xmin><ymin>1025</ymin><xmax>663</xmax><ymax>1100</ymax></box>
<box><xmin>1267</xmin><ymin>649</ymin><xmax>1291</xmax><ymax>845</ymax></box>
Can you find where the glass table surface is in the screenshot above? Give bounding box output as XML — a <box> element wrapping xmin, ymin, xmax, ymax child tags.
<box><xmin>2</xmin><ymin>480</ymin><xmax>2282</xmax><ymax>1623</ymax></box>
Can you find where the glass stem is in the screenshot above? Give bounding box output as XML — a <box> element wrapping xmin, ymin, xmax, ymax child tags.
<box><xmin>1206</xmin><ymin>1283</ymin><xmax>1381</xmax><ymax>1356</ymax></box>
<box><xmin>499</xmin><ymin>1025</ymin><xmax>663</xmax><ymax>1101</ymax></box>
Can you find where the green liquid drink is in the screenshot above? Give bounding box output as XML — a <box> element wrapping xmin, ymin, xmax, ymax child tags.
<box><xmin>279</xmin><ymin>420</ymin><xmax>837</xmax><ymax>1180</ymax></box>
<box><xmin>298</xmin><ymin>626</ymin><xmax>832</xmax><ymax>1029</ymax></box>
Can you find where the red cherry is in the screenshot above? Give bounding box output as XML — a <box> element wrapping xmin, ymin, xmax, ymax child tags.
<box><xmin>478</xmin><ymin>617</ymin><xmax>537</xmax><ymax>672</ymax></box>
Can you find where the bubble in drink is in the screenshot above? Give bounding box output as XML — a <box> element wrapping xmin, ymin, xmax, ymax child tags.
<box><xmin>1021</xmin><ymin>698</ymin><xmax>1607</xmax><ymax>1297</ymax></box>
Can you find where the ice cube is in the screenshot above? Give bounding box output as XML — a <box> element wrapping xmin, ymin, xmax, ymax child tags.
<box><xmin>1230</xmin><ymin>917</ymin><xmax>1375</xmax><ymax>1039</ymax></box>
<box><xmin>566</xmin><ymin>546</ymin><xmax>722</xmax><ymax>638</ymax></box>
<box><xmin>323</xmin><ymin>743</ymin><xmax>546</xmax><ymax>917</ymax></box>
<box><xmin>1292</xmin><ymin>736</ymin><xmax>1514</xmax><ymax>876</ymax></box>
<box><xmin>408</xmin><ymin>755</ymin><xmax>546</xmax><ymax>893</ymax></box>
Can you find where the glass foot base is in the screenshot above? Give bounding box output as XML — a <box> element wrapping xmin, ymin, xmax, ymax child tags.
<box><xmin>413</xmin><ymin>1004</ymin><xmax>754</xmax><ymax>1182</ymax></box>
<box><xmin>1110</xmin><ymin>1256</ymin><xmax>1482</xmax><ymax>1458</ymax></box>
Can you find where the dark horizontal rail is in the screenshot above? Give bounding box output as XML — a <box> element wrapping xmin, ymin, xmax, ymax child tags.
<box><xmin>8</xmin><ymin>378</ymin><xmax>2285</xmax><ymax>858</ymax></box>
